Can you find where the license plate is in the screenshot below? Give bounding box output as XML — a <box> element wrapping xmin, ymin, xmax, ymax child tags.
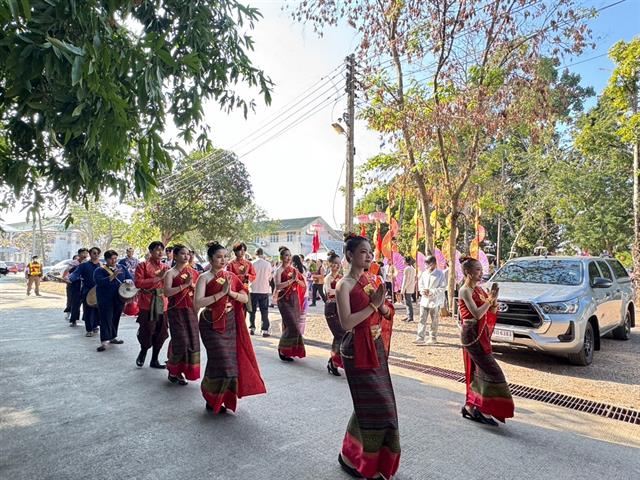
<box><xmin>492</xmin><ymin>328</ymin><xmax>514</xmax><ymax>343</ymax></box>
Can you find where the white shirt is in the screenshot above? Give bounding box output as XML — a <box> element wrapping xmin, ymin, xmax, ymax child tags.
<box><xmin>250</xmin><ymin>257</ymin><xmax>272</xmax><ymax>294</ymax></box>
<box><xmin>401</xmin><ymin>265</ymin><xmax>416</xmax><ymax>294</ymax></box>
<box><xmin>418</xmin><ymin>268</ymin><xmax>446</xmax><ymax>308</ymax></box>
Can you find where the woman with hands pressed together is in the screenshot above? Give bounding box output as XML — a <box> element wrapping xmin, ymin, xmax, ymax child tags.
<box><xmin>323</xmin><ymin>250</ymin><xmax>345</xmax><ymax>376</ymax></box>
<box><xmin>274</xmin><ymin>246</ymin><xmax>307</xmax><ymax>361</ymax></box>
<box><xmin>335</xmin><ymin>234</ymin><xmax>400</xmax><ymax>480</ymax></box>
<box><xmin>163</xmin><ymin>244</ymin><xmax>201</xmax><ymax>386</ymax></box>
<box><xmin>194</xmin><ymin>242</ymin><xmax>266</xmax><ymax>414</ymax></box>
<box><xmin>458</xmin><ymin>257</ymin><xmax>514</xmax><ymax>427</ymax></box>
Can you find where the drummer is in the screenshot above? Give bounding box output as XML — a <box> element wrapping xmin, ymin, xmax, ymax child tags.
<box><xmin>68</xmin><ymin>247</ymin><xmax>102</xmax><ymax>337</ymax></box>
<box><xmin>93</xmin><ymin>250</ymin><xmax>133</xmax><ymax>352</ymax></box>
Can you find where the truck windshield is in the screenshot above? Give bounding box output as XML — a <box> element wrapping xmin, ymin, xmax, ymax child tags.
<box><xmin>493</xmin><ymin>259</ymin><xmax>583</xmax><ymax>286</ymax></box>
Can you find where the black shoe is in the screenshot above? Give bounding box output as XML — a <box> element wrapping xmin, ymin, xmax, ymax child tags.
<box><xmin>96</xmin><ymin>345</ymin><xmax>106</xmax><ymax>352</ymax></box>
<box><xmin>178</xmin><ymin>375</ymin><xmax>188</xmax><ymax>386</ymax></box>
<box><xmin>279</xmin><ymin>352</ymin><xmax>294</xmax><ymax>362</ymax></box>
<box><xmin>338</xmin><ymin>454</ymin><xmax>364</xmax><ymax>478</ymax></box>
<box><xmin>109</xmin><ymin>339</ymin><xmax>124</xmax><ymax>344</ymax></box>
<box><xmin>249</xmin><ymin>328</ymin><xmax>255</xmax><ymax>336</ymax></box>
<box><xmin>150</xmin><ymin>359</ymin><xmax>166</xmax><ymax>369</ymax></box>
<box><xmin>474</xmin><ymin>409</ymin><xmax>499</xmax><ymax>426</ymax></box>
<box><xmin>262</xmin><ymin>332</ymin><xmax>271</xmax><ymax>338</ymax></box>
<box><xmin>69</xmin><ymin>321</ymin><xmax>77</xmax><ymax>327</ymax></box>
<box><xmin>327</xmin><ymin>359</ymin><xmax>341</xmax><ymax>376</ymax></box>
<box><xmin>461</xmin><ymin>406</ymin><xmax>481</xmax><ymax>423</ymax></box>
<box><xmin>136</xmin><ymin>350</ymin><xmax>147</xmax><ymax>367</ymax></box>
<box><xmin>205</xmin><ymin>403</ymin><xmax>226</xmax><ymax>414</ymax></box>
<box><xmin>168</xmin><ymin>374</ymin><xmax>179</xmax><ymax>384</ymax></box>
<box><xmin>310</xmin><ymin>303</ymin><xmax>316</xmax><ymax>307</ymax></box>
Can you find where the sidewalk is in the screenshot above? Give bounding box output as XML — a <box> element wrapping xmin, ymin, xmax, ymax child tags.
<box><xmin>1</xmin><ymin>276</ymin><xmax>639</xmax><ymax>480</ymax></box>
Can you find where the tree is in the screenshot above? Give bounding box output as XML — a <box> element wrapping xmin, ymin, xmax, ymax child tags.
<box><xmin>144</xmin><ymin>148</ymin><xmax>264</xmax><ymax>247</ymax></box>
<box><xmin>293</xmin><ymin>0</ymin><xmax>591</xmax><ymax>309</ymax></box>
<box><xmin>0</xmin><ymin>0</ymin><xmax>272</xmax><ymax>208</ymax></box>
<box><xmin>68</xmin><ymin>200</ymin><xmax>129</xmax><ymax>252</ymax></box>
<box><xmin>603</xmin><ymin>38</ymin><xmax>640</xmax><ymax>285</ymax></box>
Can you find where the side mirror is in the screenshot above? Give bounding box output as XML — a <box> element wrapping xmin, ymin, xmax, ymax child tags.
<box><xmin>592</xmin><ymin>277</ymin><xmax>612</xmax><ymax>289</ymax></box>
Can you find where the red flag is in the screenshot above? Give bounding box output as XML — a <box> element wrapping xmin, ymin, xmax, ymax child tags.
<box><xmin>312</xmin><ymin>230</ymin><xmax>320</xmax><ymax>253</ymax></box>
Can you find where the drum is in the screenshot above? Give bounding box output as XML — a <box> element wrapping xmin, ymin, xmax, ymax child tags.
<box><xmin>118</xmin><ymin>282</ymin><xmax>139</xmax><ymax>304</ymax></box>
<box><xmin>86</xmin><ymin>286</ymin><xmax>97</xmax><ymax>307</ymax></box>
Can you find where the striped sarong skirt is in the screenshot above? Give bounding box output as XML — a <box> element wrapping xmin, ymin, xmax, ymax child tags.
<box><xmin>277</xmin><ymin>294</ymin><xmax>306</xmax><ymax>358</ymax></box>
<box><xmin>199</xmin><ymin>310</ymin><xmax>238</xmax><ymax>413</ymax></box>
<box><xmin>461</xmin><ymin>322</ymin><xmax>514</xmax><ymax>421</ymax></box>
<box><xmin>340</xmin><ymin>334</ymin><xmax>400</xmax><ymax>479</ymax></box>
<box><xmin>324</xmin><ymin>301</ymin><xmax>345</xmax><ymax>368</ymax></box>
<box><xmin>167</xmin><ymin>307</ymin><xmax>200</xmax><ymax>381</ymax></box>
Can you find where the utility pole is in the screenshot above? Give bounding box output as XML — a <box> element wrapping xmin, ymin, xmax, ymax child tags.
<box><xmin>496</xmin><ymin>156</ymin><xmax>505</xmax><ymax>266</ymax></box>
<box><xmin>344</xmin><ymin>54</ymin><xmax>356</xmax><ymax>233</ymax></box>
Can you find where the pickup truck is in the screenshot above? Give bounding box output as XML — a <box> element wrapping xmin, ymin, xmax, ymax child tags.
<box><xmin>489</xmin><ymin>256</ymin><xmax>635</xmax><ymax>366</ymax></box>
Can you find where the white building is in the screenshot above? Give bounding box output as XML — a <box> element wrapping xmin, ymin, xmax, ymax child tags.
<box><xmin>252</xmin><ymin>216</ymin><xmax>343</xmax><ymax>258</ymax></box>
<box><xmin>0</xmin><ymin>218</ymin><xmax>83</xmax><ymax>265</ymax></box>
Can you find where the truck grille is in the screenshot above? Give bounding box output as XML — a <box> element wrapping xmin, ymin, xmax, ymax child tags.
<box><xmin>496</xmin><ymin>301</ymin><xmax>543</xmax><ymax>328</ymax></box>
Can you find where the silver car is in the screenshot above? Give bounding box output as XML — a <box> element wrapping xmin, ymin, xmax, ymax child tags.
<box><xmin>489</xmin><ymin>256</ymin><xmax>635</xmax><ymax>366</ymax></box>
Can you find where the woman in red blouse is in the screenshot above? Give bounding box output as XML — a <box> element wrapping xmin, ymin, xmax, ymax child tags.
<box><xmin>458</xmin><ymin>257</ymin><xmax>514</xmax><ymax>426</ymax></box>
<box><xmin>194</xmin><ymin>242</ymin><xmax>266</xmax><ymax>414</ymax></box>
<box><xmin>274</xmin><ymin>246</ymin><xmax>307</xmax><ymax>362</ymax></box>
<box><xmin>323</xmin><ymin>250</ymin><xmax>345</xmax><ymax>376</ymax></box>
<box><xmin>335</xmin><ymin>234</ymin><xmax>399</xmax><ymax>480</ymax></box>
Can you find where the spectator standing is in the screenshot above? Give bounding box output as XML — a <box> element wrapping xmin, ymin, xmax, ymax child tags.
<box><xmin>400</xmin><ymin>256</ymin><xmax>417</xmax><ymax>322</ymax></box>
<box><xmin>249</xmin><ymin>248</ymin><xmax>273</xmax><ymax>337</ymax></box>
<box><xmin>25</xmin><ymin>255</ymin><xmax>43</xmax><ymax>296</ymax></box>
<box><xmin>415</xmin><ymin>255</ymin><xmax>446</xmax><ymax>344</ymax></box>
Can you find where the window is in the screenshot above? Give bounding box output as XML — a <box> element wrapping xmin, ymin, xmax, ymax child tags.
<box><xmin>269</xmin><ymin>233</ymin><xmax>278</xmax><ymax>243</ymax></box>
<box><xmin>606</xmin><ymin>259</ymin><xmax>630</xmax><ymax>279</ymax></box>
<box><xmin>492</xmin><ymin>259</ymin><xmax>583</xmax><ymax>286</ymax></box>
<box><xmin>588</xmin><ymin>262</ymin><xmax>601</xmax><ymax>285</ymax></box>
<box><xmin>596</xmin><ymin>261</ymin><xmax>613</xmax><ymax>281</ymax></box>
<box><xmin>286</xmin><ymin>231</ymin><xmax>295</xmax><ymax>242</ymax></box>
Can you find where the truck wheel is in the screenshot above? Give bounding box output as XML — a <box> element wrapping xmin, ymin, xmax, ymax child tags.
<box><xmin>612</xmin><ymin>311</ymin><xmax>632</xmax><ymax>341</ymax></box>
<box><xmin>568</xmin><ymin>322</ymin><xmax>594</xmax><ymax>366</ymax></box>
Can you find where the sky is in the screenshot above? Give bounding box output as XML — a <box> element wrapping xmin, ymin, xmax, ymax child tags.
<box><xmin>2</xmin><ymin>0</ymin><xmax>639</xmax><ymax>228</ymax></box>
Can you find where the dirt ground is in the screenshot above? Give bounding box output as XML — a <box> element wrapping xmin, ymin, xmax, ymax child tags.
<box><xmin>297</xmin><ymin>304</ymin><xmax>640</xmax><ymax>410</ymax></box>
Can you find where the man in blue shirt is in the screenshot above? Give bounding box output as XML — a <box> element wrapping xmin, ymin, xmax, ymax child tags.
<box><xmin>69</xmin><ymin>246</ymin><xmax>102</xmax><ymax>336</ymax></box>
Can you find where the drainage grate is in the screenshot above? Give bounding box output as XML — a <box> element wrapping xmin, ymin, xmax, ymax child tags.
<box><xmin>303</xmin><ymin>338</ymin><xmax>640</xmax><ymax>425</ymax></box>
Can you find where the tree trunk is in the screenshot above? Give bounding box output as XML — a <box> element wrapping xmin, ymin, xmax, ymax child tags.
<box><xmin>633</xmin><ymin>139</ymin><xmax>640</xmax><ymax>294</ymax></box>
<box><xmin>447</xmin><ymin>201</ymin><xmax>460</xmax><ymax>313</ymax></box>
<box><xmin>509</xmin><ymin>222</ymin><xmax>528</xmax><ymax>260</ymax></box>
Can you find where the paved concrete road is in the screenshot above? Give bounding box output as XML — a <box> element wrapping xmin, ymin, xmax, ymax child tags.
<box><xmin>1</xmin><ymin>276</ymin><xmax>639</xmax><ymax>480</ymax></box>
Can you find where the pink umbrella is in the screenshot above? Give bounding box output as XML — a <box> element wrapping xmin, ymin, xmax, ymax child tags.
<box><xmin>478</xmin><ymin>250</ymin><xmax>490</xmax><ymax>275</ymax></box>
<box><xmin>417</xmin><ymin>252</ymin><xmax>427</xmax><ymax>272</ymax></box>
<box><xmin>434</xmin><ymin>248</ymin><xmax>447</xmax><ymax>271</ymax></box>
<box><xmin>392</xmin><ymin>252</ymin><xmax>405</xmax><ymax>292</ymax></box>
<box><xmin>455</xmin><ymin>251</ymin><xmax>464</xmax><ymax>283</ymax></box>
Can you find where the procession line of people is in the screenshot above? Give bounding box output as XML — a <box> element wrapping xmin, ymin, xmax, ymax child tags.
<box><xmin>38</xmin><ymin>233</ymin><xmax>513</xmax><ymax>480</ymax></box>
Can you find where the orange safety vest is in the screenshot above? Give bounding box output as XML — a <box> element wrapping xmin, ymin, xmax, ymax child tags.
<box><xmin>28</xmin><ymin>261</ymin><xmax>42</xmax><ymax>276</ymax></box>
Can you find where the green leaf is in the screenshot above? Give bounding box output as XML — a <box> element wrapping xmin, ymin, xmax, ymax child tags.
<box><xmin>72</xmin><ymin>104</ymin><xmax>83</xmax><ymax>117</ymax></box>
<box><xmin>20</xmin><ymin>0</ymin><xmax>30</xmax><ymax>20</ymax></box>
<box><xmin>71</xmin><ymin>55</ymin><xmax>83</xmax><ymax>86</ymax></box>
<box><xmin>8</xmin><ymin>0</ymin><xmax>19</xmax><ymax>21</ymax></box>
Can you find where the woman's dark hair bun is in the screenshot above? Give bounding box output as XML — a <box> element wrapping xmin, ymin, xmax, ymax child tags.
<box><xmin>206</xmin><ymin>241</ymin><xmax>225</xmax><ymax>259</ymax></box>
<box><xmin>278</xmin><ymin>246</ymin><xmax>289</xmax><ymax>254</ymax></box>
<box><xmin>343</xmin><ymin>232</ymin><xmax>358</xmax><ymax>242</ymax></box>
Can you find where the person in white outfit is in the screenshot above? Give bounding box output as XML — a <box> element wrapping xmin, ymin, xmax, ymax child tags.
<box><xmin>415</xmin><ymin>255</ymin><xmax>446</xmax><ymax>344</ymax></box>
<box><xmin>400</xmin><ymin>256</ymin><xmax>416</xmax><ymax>322</ymax></box>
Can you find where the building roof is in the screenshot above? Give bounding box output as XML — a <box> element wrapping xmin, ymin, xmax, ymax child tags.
<box><xmin>267</xmin><ymin>216</ymin><xmax>321</xmax><ymax>231</ymax></box>
<box><xmin>2</xmin><ymin>217</ymin><xmax>80</xmax><ymax>233</ymax></box>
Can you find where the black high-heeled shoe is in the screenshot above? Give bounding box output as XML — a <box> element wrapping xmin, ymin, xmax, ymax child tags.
<box><xmin>461</xmin><ymin>406</ymin><xmax>480</xmax><ymax>422</ymax></box>
<box><xmin>474</xmin><ymin>409</ymin><xmax>499</xmax><ymax>427</ymax></box>
<box><xmin>279</xmin><ymin>352</ymin><xmax>294</xmax><ymax>362</ymax></box>
<box><xmin>327</xmin><ymin>359</ymin><xmax>341</xmax><ymax>376</ymax></box>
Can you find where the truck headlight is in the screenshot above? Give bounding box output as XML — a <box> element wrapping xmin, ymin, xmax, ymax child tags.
<box><xmin>539</xmin><ymin>298</ymin><xmax>579</xmax><ymax>314</ymax></box>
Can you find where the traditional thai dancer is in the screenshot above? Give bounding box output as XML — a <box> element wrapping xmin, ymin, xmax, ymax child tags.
<box><xmin>274</xmin><ymin>246</ymin><xmax>306</xmax><ymax>362</ymax></box>
<box><xmin>93</xmin><ymin>250</ymin><xmax>133</xmax><ymax>352</ymax></box>
<box><xmin>163</xmin><ymin>244</ymin><xmax>200</xmax><ymax>385</ymax></box>
<box><xmin>323</xmin><ymin>250</ymin><xmax>344</xmax><ymax>376</ymax></box>
<box><xmin>194</xmin><ymin>242</ymin><xmax>266</xmax><ymax>414</ymax></box>
<box><xmin>458</xmin><ymin>257</ymin><xmax>514</xmax><ymax>426</ymax></box>
<box><xmin>335</xmin><ymin>234</ymin><xmax>400</xmax><ymax>480</ymax></box>
<box><xmin>134</xmin><ymin>241</ymin><xmax>170</xmax><ymax>369</ymax></box>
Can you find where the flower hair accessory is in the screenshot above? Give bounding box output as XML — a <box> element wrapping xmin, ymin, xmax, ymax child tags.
<box><xmin>216</xmin><ymin>277</ymin><xmax>226</xmax><ymax>285</ymax></box>
<box><xmin>363</xmin><ymin>284</ymin><xmax>375</xmax><ymax>295</ymax></box>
